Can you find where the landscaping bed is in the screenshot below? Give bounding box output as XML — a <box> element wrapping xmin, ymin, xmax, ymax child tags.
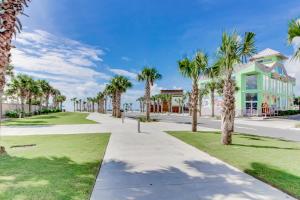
<box><xmin>168</xmin><ymin>131</ymin><xmax>300</xmax><ymax>199</ymax></box>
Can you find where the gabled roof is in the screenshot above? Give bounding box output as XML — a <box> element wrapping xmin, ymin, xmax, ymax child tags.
<box><xmin>250</xmin><ymin>48</ymin><xmax>288</xmax><ymax>61</ymax></box>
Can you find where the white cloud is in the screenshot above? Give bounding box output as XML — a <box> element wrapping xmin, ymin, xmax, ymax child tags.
<box><xmin>121</xmin><ymin>56</ymin><xmax>131</xmax><ymax>62</ymax></box>
<box><xmin>11</xmin><ymin>29</ymin><xmax>110</xmax><ymax>110</ymax></box>
<box><xmin>109</xmin><ymin>68</ymin><xmax>137</xmax><ymax>79</ymax></box>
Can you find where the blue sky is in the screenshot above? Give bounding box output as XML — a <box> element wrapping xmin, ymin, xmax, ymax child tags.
<box><xmin>11</xmin><ymin>0</ymin><xmax>300</xmax><ymax>109</ymax></box>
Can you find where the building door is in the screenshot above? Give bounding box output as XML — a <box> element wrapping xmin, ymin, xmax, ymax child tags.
<box><xmin>245</xmin><ymin>93</ymin><xmax>258</xmax><ymax>116</ymax></box>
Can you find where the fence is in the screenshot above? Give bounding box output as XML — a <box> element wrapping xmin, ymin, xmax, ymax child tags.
<box><xmin>1</xmin><ymin>103</ymin><xmax>41</xmax><ymax>117</ymax></box>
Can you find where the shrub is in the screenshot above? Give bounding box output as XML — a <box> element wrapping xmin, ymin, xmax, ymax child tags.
<box><xmin>5</xmin><ymin>110</ymin><xmax>20</xmax><ymax>118</ymax></box>
<box><xmin>278</xmin><ymin>110</ymin><xmax>300</xmax><ymax>116</ymax></box>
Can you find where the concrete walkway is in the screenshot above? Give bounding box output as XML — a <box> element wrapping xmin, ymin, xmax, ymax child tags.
<box><xmin>90</xmin><ymin>113</ymin><xmax>295</xmax><ymax>200</ymax></box>
<box><xmin>1</xmin><ymin>114</ymin><xmax>110</xmax><ymax>136</ymax></box>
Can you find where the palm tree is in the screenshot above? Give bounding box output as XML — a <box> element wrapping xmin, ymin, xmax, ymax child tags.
<box><xmin>164</xmin><ymin>94</ymin><xmax>172</xmax><ymax>113</ymax></box>
<box><xmin>38</xmin><ymin>80</ymin><xmax>53</xmax><ymax>109</ymax></box>
<box><xmin>178</xmin><ymin>51</ymin><xmax>209</xmax><ymax>132</ymax></box>
<box><xmin>52</xmin><ymin>88</ymin><xmax>61</xmax><ymax>109</ymax></box>
<box><xmin>0</xmin><ymin>0</ymin><xmax>31</xmax><ymax>154</ymax></box>
<box><xmin>136</xmin><ymin>97</ymin><xmax>145</xmax><ymax>113</ymax></box>
<box><xmin>137</xmin><ymin>67</ymin><xmax>162</xmax><ymax>121</ymax></box>
<box><xmin>205</xmin><ymin>81</ymin><xmax>217</xmax><ymax>117</ymax></box>
<box><xmin>111</xmin><ymin>76</ymin><xmax>132</xmax><ymax>118</ymax></box>
<box><xmin>215</xmin><ymin>31</ymin><xmax>256</xmax><ymax>145</ymax></box>
<box><xmin>198</xmin><ymin>84</ymin><xmax>209</xmax><ymax>117</ymax></box>
<box><xmin>104</xmin><ymin>84</ymin><xmax>116</xmax><ymax>116</ymax></box>
<box><xmin>57</xmin><ymin>95</ymin><xmax>66</xmax><ymax>110</ymax></box>
<box><xmin>288</xmin><ymin>19</ymin><xmax>300</xmax><ymax>59</ymax></box>
<box><xmin>6</xmin><ymin>74</ymin><xmax>32</xmax><ymax>116</ymax></box>
<box><xmin>27</xmin><ymin>79</ymin><xmax>41</xmax><ymax>114</ymax></box>
<box><xmin>71</xmin><ymin>98</ymin><xmax>77</xmax><ymax>112</ymax></box>
<box><xmin>205</xmin><ymin>65</ymin><xmax>221</xmax><ymax>117</ymax></box>
<box><xmin>97</xmin><ymin>92</ymin><xmax>105</xmax><ymax>113</ymax></box>
<box><xmin>78</xmin><ymin>99</ymin><xmax>82</xmax><ymax>112</ymax></box>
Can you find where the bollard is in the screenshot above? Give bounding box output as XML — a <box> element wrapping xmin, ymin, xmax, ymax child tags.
<box><xmin>122</xmin><ymin>111</ymin><xmax>125</xmax><ymax>124</ymax></box>
<box><xmin>137</xmin><ymin>119</ymin><xmax>141</xmax><ymax>133</ymax></box>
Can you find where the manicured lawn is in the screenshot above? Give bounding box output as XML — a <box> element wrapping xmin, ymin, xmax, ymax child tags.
<box><xmin>168</xmin><ymin>131</ymin><xmax>300</xmax><ymax>199</ymax></box>
<box><xmin>0</xmin><ymin>133</ymin><xmax>110</xmax><ymax>200</ymax></box>
<box><xmin>2</xmin><ymin>112</ymin><xmax>97</xmax><ymax>126</ymax></box>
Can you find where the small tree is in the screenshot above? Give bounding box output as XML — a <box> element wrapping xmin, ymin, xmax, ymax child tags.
<box><xmin>137</xmin><ymin>67</ymin><xmax>162</xmax><ymax>121</ymax></box>
<box><xmin>178</xmin><ymin>51</ymin><xmax>209</xmax><ymax>132</ymax></box>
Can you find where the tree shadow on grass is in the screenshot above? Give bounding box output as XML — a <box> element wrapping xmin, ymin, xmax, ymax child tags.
<box><xmin>33</xmin><ymin>116</ymin><xmax>59</xmax><ymax>120</ymax></box>
<box><xmin>0</xmin><ymin>155</ymin><xmax>100</xmax><ymax>200</ymax></box>
<box><xmin>232</xmin><ymin>143</ymin><xmax>300</xmax><ymax>151</ymax></box>
<box><xmin>245</xmin><ymin>162</ymin><xmax>300</xmax><ymax>199</ymax></box>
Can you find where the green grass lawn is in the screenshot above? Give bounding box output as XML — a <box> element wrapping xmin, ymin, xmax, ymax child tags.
<box><xmin>0</xmin><ymin>133</ymin><xmax>110</xmax><ymax>200</ymax></box>
<box><xmin>168</xmin><ymin>131</ymin><xmax>300</xmax><ymax>199</ymax></box>
<box><xmin>2</xmin><ymin>112</ymin><xmax>97</xmax><ymax>126</ymax></box>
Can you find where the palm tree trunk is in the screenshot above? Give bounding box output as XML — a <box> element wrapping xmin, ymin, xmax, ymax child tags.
<box><xmin>21</xmin><ymin>97</ymin><xmax>25</xmax><ymax>117</ymax></box>
<box><xmin>112</xmin><ymin>93</ymin><xmax>117</xmax><ymax>117</ymax></box>
<box><xmin>28</xmin><ymin>98</ymin><xmax>32</xmax><ymax>114</ymax></box>
<box><xmin>198</xmin><ymin>97</ymin><xmax>202</xmax><ymax>117</ymax></box>
<box><xmin>116</xmin><ymin>91</ymin><xmax>122</xmax><ymax>118</ymax></box>
<box><xmin>46</xmin><ymin>95</ymin><xmax>50</xmax><ymax>109</ymax></box>
<box><xmin>192</xmin><ymin>81</ymin><xmax>198</xmax><ymax>132</ymax></box>
<box><xmin>73</xmin><ymin>102</ymin><xmax>76</xmax><ymax>112</ymax></box>
<box><xmin>211</xmin><ymin>90</ymin><xmax>215</xmax><ymax>117</ymax></box>
<box><xmin>221</xmin><ymin>76</ymin><xmax>235</xmax><ymax>145</ymax></box>
<box><xmin>145</xmin><ymin>81</ymin><xmax>151</xmax><ymax>121</ymax></box>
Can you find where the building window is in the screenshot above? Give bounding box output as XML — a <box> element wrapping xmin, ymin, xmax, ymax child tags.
<box><xmin>246</xmin><ymin>93</ymin><xmax>258</xmax><ymax>101</ymax></box>
<box><xmin>246</xmin><ymin>75</ymin><xmax>257</xmax><ymax>90</ymax></box>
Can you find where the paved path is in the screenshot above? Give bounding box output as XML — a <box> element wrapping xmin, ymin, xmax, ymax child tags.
<box><xmin>1</xmin><ymin>118</ymin><xmax>109</xmax><ymax>136</ymax></box>
<box><xmin>126</xmin><ymin>112</ymin><xmax>300</xmax><ymax>141</ymax></box>
<box><xmin>90</xmin><ymin>113</ymin><xmax>295</xmax><ymax>200</ymax></box>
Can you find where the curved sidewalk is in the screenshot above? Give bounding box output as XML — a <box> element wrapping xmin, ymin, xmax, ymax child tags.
<box><xmin>90</xmin><ymin>113</ymin><xmax>295</xmax><ymax>200</ymax></box>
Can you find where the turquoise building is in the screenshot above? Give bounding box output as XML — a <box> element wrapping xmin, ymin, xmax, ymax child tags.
<box><xmin>200</xmin><ymin>48</ymin><xmax>296</xmax><ymax>116</ymax></box>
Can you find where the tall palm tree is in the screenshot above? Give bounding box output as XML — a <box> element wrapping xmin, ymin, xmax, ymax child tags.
<box><xmin>198</xmin><ymin>84</ymin><xmax>209</xmax><ymax>117</ymax></box>
<box><xmin>288</xmin><ymin>19</ymin><xmax>300</xmax><ymax>59</ymax></box>
<box><xmin>56</xmin><ymin>95</ymin><xmax>66</xmax><ymax>110</ymax></box>
<box><xmin>163</xmin><ymin>94</ymin><xmax>172</xmax><ymax>113</ymax></box>
<box><xmin>136</xmin><ymin>97</ymin><xmax>145</xmax><ymax>113</ymax></box>
<box><xmin>104</xmin><ymin>84</ymin><xmax>116</xmax><ymax>116</ymax></box>
<box><xmin>6</xmin><ymin>74</ymin><xmax>32</xmax><ymax>116</ymax></box>
<box><xmin>215</xmin><ymin>31</ymin><xmax>256</xmax><ymax>145</ymax></box>
<box><xmin>137</xmin><ymin>67</ymin><xmax>162</xmax><ymax>121</ymax></box>
<box><xmin>27</xmin><ymin>79</ymin><xmax>41</xmax><ymax>114</ymax></box>
<box><xmin>206</xmin><ymin>81</ymin><xmax>217</xmax><ymax>117</ymax></box>
<box><xmin>111</xmin><ymin>76</ymin><xmax>132</xmax><ymax>118</ymax></box>
<box><xmin>71</xmin><ymin>97</ymin><xmax>77</xmax><ymax>112</ymax></box>
<box><xmin>38</xmin><ymin>80</ymin><xmax>53</xmax><ymax>109</ymax></box>
<box><xmin>178</xmin><ymin>51</ymin><xmax>209</xmax><ymax>132</ymax></box>
<box><xmin>0</xmin><ymin>0</ymin><xmax>31</xmax><ymax>154</ymax></box>
<box><xmin>97</xmin><ymin>92</ymin><xmax>105</xmax><ymax>113</ymax></box>
<box><xmin>205</xmin><ymin>65</ymin><xmax>220</xmax><ymax>117</ymax></box>
<box><xmin>52</xmin><ymin>88</ymin><xmax>61</xmax><ymax>109</ymax></box>
<box><xmin>78</xmin><ymin>99</ymin><xmax>82</xmax><ymax>112</ymax></box>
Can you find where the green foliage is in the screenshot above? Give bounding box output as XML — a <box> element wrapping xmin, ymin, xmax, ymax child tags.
<box><xmin>5</xmin><ymin>110</ymin><xmax>20</xmax><ymax>118</ymax></box>
<box><xmin>278</xmin><ymin>110</ymin><xmax>300</xmax><ymax>116</ymax></box>
<box><xmin>137</xmin><ymin>67</ymin><xmax>162</xmax><ymax>85</ymax></box>
<box><xmin>0</xmin><ymin>133</ymin><xmax>110</xmax><ymax>199</ymax></box>
<box><xmin>178</xmin><ymin>51</ymin><xmax>208</xmax><ymax>82</ymax></box>
<box><xmin>3</xmin><ymin>112</ymin><xmax>96</xmax><ymax>126</ymax></box>
<box><xmin>5</xmin><ymin>108</ymin><xmax>62</xmax><ymax>119</ymax></box>
<box><xmin>288</xmin><ymin>19</ymin><xmax>300</xmax><ymax>60</ymax></box>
